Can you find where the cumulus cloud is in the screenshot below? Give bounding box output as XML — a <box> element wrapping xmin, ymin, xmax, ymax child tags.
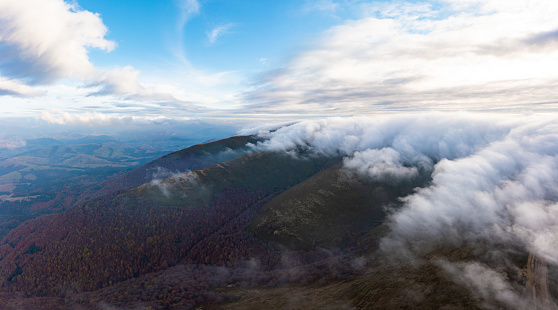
<box><xmin>90</xmin><ymin>66</ymin><xmax>148</xmax><ymax>97</ymax></box>
<box><xmin>244</xmin><ymin>0</ymin><xmax>558</xmax><ymax>114</ymax></box>
<box><xmin>86</xmin><ymin>67</ymin><xmax>205</xmax><ymax>111</ymax></box>
<box><xmin>0</xmin><ymin>0</ymin><xmax>114</xmax><ymax>84</ymax></box>
<box><xmin>0</xmin><ymin>0</ymin><xmax>194</xmax><ymax>111</ymax></box>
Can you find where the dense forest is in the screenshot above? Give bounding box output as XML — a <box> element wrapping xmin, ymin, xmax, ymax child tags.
<box><xmin>0</xmin><ymin>131</ymin><xmax>391</xmax><ymax>310</ymax></box>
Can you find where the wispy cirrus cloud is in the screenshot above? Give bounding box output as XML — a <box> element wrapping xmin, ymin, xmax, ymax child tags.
<box><xmin>207</xmin><ymin>23</ymin><xmax>235</xmax><ymax>45</ymax></box>
<box><xmin>302</xmin><ymin>0</ymin><xmax>340</xmax><ymax>16</ymax></box>
<box><xmin>176</xmin><ymin>0</ymin><xmax>200</xmax><ymax>30</ymax></box>
<box><xmin>171</xmin><ymin>0</ymin><xmax>201</xmax><ymax>65</ymax></box>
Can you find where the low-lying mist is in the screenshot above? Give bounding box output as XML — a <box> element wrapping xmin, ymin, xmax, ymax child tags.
<box><xmin>244</xmin><ymin>112</ymin><xmax>558</xmax><ymax>307</ymax></box>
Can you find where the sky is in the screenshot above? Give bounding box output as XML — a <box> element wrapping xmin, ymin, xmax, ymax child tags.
<box><xmin>1</xmin><ymin>0</ymin><xmax>558</xmax><ymax>125</ymax></box>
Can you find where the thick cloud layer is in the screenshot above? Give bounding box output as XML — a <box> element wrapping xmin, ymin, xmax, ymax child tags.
<box><xmin>243</xmin><ymin>0</ymin><xmax>558</xmax><ymax>114</ymax></box>
<box><xmin>251</xmin><ymin>113</ymin><xmax>518</xmax><ymax>183</ymax></box>
<box><xmin>251</xmin><ymin>113</ymin><xmax>558</xmax><ymax>304</ymax></box>
<box><xmin>385</xmin><ymin>116</ymin><xmax>558</xmax><ymax>264</ymax></box>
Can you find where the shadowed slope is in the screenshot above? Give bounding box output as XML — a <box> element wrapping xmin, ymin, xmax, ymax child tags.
<box><xmin>0</xmin><ymin>150</ymin><xmax>339</xmax><ymax>296</ymax></box>
<box><xmin>250</xmin><ymin>164</ymin><xmax>429</xmax><ymax>250</ymax></box>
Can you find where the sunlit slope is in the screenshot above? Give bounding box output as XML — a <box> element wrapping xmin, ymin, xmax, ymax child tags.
<box><xmin>93</xmin><ymin>135</ymin><xmax>258</xmax><ymax>198</ymax></box>
<box><xmin>129</xmin><ymin>151</ymin><xmax>341</xmax><ymax>207</ymax></box>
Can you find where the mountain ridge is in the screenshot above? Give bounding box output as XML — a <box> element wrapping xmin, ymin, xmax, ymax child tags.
<box><xmin>0</xmin><ymin>132</ymin><xmax>554</xmax><ymax>309</ymax></box>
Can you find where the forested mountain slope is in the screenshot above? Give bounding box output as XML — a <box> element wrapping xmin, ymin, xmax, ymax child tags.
<box><xmin>0</xmin><ymin>127</ymin><xmax>554</xmax><ymax>309</ymax></box>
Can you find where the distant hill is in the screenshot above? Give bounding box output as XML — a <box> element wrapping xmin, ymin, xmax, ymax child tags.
<box><xmin>0</xmin><ymin>135</ymin><xmax>250</xmax><ymax>242</ymax></box>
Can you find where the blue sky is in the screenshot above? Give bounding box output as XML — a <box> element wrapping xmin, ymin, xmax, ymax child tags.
<box><xmin>80</xmin><ymin>0</ymin><xmax>332</xmax><ymax>72</ymax></box>
<box><xmin>1</xmin><ymin>0</ymin><xmax>558</xmax><ymax>125</ymax></box>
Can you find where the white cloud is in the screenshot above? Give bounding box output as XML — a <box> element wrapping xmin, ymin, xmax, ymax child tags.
<box><xmin>252</xmin><ymin>113</ymin><xmax>513</xmax><ymax>159</ymax></box>
<box><xmin>92</xmin><ymin>66</ymin><xmax>146</xmax><ymax>96</ymax></box>
<box><xmin>251</xmin><ymin>113</ymin><xmax>558</xmax><ymax>261</ymax></box>
<box><xmin>251</xmin><ymin>112</ymin><xmax>558</xmax><ymax>306</ymax></box>
<box><xmin>257</xmin><ymin>58</ymin><xmax>268</xmax><ymax>65</ymax></box>
<box><xmin>171</xmin><ymin>0</ymin><xmax>200</xmax><ymax>65</ymax></box>
<box><xmin>303</xmin><ymin>0</ymin><xmax>339</xmax><ymax>15</ymax></box>
<box><xmin>206</xmin><ymin>23</ymin><xmax>235</xmax><ymax>45</ymax></box>
<box><xmin>0</xmin><ymin>76</ymin><xmax>43</xmax><ymax>96</ymax></box>
<box><xmin>89</xmin><ymin>66</ymin><xmax>193</xmax><ymax>106</ymax></box>
<box><xmin>0</xmin><ymin>0</ymin><xmax>194</xmax><ymax>111</ymax></box>
<box><xmin>238</xmin><ymin>120</ymin><xmax>297</xmax><ymax>136</ymax></box>
<box><xmin>343</xmin><ymin>148</ymin><xmax>421</xmax><ymax>185</ymax></box>
<box><xmin>244</xmin><ymin>0</ymin><xmax>558</xmax><ymax>114</ymax></box>
<box><xmin>381</xmin><ymin>115</ymin><xmax>558</xmax><ymax>264</ymax></box>
<box><xmin>39</xmin><ymin>109</ymin><xmax>183</xmax><ymax>126</ymax></box>
<box><xmin>149</xmin><ymin>167</ymin><xmax>197</xmax><ymax>198</ymax></box>
<box><xmin>439</xmin><ymin>260</ymin><xmax>525</xmax><ymax>309</ymax></box>
<box><xmin>0</xmin><ymin>0</ymin><xmax>115</xmax><ymax>84</ymax></box>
